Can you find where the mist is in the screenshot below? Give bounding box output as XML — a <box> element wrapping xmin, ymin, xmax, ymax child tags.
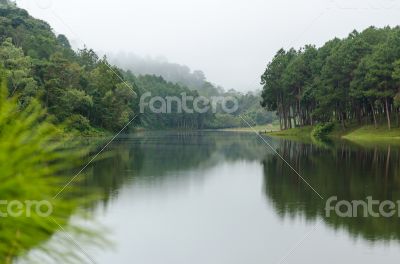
<box><xmin>107</xmin><ymin>52</ymin><xmax>216</xmax><ymax>91</ymax></box>
<box><xmin>15</xmin><ymin>0</ymin><xmax>400</xmax><ymax>91</ymax></box>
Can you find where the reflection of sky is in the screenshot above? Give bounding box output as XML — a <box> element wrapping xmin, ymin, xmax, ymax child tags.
<box><xmin>88</xmin><ymin>133</ymin><xmax>400</xmax><ymax>264</ymax></box>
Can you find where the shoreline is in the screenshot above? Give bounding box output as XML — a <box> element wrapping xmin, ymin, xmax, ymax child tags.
<box><xmin>264</xmin><ymin>124</ymin><xmax>400</xmax><ymax>143</ymax></box>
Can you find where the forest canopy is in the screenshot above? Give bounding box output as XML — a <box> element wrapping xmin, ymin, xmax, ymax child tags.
<box><xmin>0</xmin><ymin>3</ymin><xmax>273</xmax><ymax>133</ymax></box>
<box><xmin>261</xmin><ymin>26</ymin><xmax>400</xmax><ymax>130</ymax></box>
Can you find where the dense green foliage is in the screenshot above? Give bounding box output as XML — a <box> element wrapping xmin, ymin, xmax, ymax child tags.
<box><xmin>109</xmin><ymin>53</ymin><xmax>224</xmax><ymax>96</ymax></box>
<box><xmin>0</xmin><ymin>70</ymin><xmax>102</xmax><ymax>263</ymax></box>
<box><xmin>311</xmin><ymin>122</ymin><xmax>335</xmax><ymax>139</ymax></box>
<box><xmin>0</xmin><ymin>3</ymin><xmax>274</xmax><ymax>132</ymax></box>
<box><xmin>0</xmin><ymin>3</ymin><xmax>135</xmax><ymax>132</ymax></box>
<box><xmin>119</xmin><ymin>62</ymin><xmax>276</xmax><ymax>129</ymax></box>
<box><xmin>261</xmin><ymin>26</ymin><xmax>400</xmax><ymax>131</ymax></box>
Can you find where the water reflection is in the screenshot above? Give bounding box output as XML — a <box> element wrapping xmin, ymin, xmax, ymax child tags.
<box><xmin>85</xmin><ymin>131</ymin><xmax>271</xmax><ymax>204</ymax></box>
<box><xmin>262</xmin><ymin>139</ymin><xmax>400</xmax><ymax>241</ymax></box>
<box><xmin>86</xmin><ymin>131</ymin><xmax>400</xmax><ymax>245</ymax></box>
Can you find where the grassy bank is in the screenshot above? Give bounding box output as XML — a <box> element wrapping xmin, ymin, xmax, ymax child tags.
<box><xmin>342</xmin><ymin>125</ymin><xmax>400</xmax><ymax>141</ymax></box>
<box><xmin>266</xmin><ymin>123</ymin><xmax>400</xmax><ymax>142</ymax></box>
<box><xmin>268</xmin><ymin>126</ymin><xmax>313</xmax><ymax>137</ymax></box>
<box><xmin>222</xmin><ymin>124</ymin><xmax>279</xmax><ymax>133</ymax></box>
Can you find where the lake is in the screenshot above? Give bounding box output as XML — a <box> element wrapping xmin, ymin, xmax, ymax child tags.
<box><xmin>79</xmin><ymin>131</ymin><xmax>400</xmax><ymax>263</ymax></box>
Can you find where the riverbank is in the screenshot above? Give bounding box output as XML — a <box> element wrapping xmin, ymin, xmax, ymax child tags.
<box><xmin>222</xmin><ymin>124</ymin><xmax>280</xmax><ymax>133</ymax></box>
<box><xmin>266</xmin><ymin>123</ymin><xmax>400</xmax><ymax>142</ymax></box>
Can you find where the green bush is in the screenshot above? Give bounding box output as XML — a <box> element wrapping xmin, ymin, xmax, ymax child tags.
<box><xmin>312</xmin><ymin>122</ymin><xmax>335</xmax><ymax>138</ymax></box>
<box><xmin>66</xmin><ymin>114</ymin><xmax>91</xmax><ymax>132</ymax></box>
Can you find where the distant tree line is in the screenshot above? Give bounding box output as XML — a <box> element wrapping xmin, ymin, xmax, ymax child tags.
<box><xmin>0</xmin><ymin>3</ymin><xmax>274</xmax><ymax>133</ymax></box>
<box><xmin>109</xmin><ymin>53</ymin><xmax>225</xmax><ymax>97</ymax></box>
<box><xmin>261</xmin><ymin>26</ymin><xmax>400</xmax><ymax>130</ymax></box>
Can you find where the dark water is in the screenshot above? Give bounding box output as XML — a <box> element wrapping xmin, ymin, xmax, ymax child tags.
<box><xmin>84</xmin><ymin>131</ymin><xmax>400</xmax><ymax>263</ymax></box>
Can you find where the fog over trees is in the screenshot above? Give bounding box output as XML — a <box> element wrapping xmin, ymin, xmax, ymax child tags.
<box><xmin>108</xmin><ymin>52</ymin><xmax>225</xmax><ymax>96</ymax></box>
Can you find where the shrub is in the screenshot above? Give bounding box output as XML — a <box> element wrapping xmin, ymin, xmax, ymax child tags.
<box><xmin>66</xmin><ymin>114</ymin><xmax>91</xmax><ymax>132</ymax></box>
<box><xmin>312</xmin><ymin>122</ymin><xmax>335</xmax><ymax>138</ymax></box>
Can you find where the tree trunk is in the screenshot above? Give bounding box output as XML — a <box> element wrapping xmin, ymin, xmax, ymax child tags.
<box><xmin>283</xmin><ymin>106</ymin><xmax>288</xmax><ymax>130</ymax></box>
<box><xmin>357</xmin><ymin>106</ymin><xmax>362</xmax><ymax>125</ymax></box>
<box><xmin>278</xmin><ymin>109</ymin><xmax>283</xmax><ymax>131</ymax></box>
<box><xmin>385</xmin><ymin>98</ymin><xmax>391</xmax><ymax>130</ymax></box>
<box><xmin>293</xmin><ymin>106</ymin><xmax>297</xmax><ymax>128</ymax></box>
<box><xmin>397</xmin><ymin>108</ymin><xmax>400</xmax><ymax>128</ymax></box>
<box><xmin>370</xmin><ymin>102</ymin><xmax>377</xmax><ymax>128</ymax></box>
<box><xmin>277</xmin><ymin>99</ymin><xmax>283</xmax><ymax>131</ymax></box>
<box><xmin>297</xmin><ymin>94</ymin><xmax>301</xmax><ymax>127</ymax></box>
<box><xmin>339</xmin><ymin>111</ymin><xmax>345</xmax><ymax>130</ymax></box>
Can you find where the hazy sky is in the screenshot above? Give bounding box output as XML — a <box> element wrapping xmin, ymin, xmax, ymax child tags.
<box><xmin>15</xmin><ymin>0</ymin><xmax>400</xmax><ymax>91</ymax></box>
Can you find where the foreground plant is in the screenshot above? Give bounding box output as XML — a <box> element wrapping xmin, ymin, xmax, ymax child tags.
<box><xmin>0</xmin><ymin>71</ymin><xmax>105</xmax><ymax>263</ymax></box>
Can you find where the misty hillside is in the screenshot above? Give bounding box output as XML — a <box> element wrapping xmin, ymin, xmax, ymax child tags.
<box><xmin>0</xmin><ymin>1</ymin><xmax>274</xmax><ymax>133</ymax></box>
<box><xmin>108</xmin><ymin>53</ymin><xmax>276</xmax><ymax>126</ymax></box>
<box><xmin>108</xmin><ymin>52</ymin><xmax>224</xmax><ymax>96</ymax></box>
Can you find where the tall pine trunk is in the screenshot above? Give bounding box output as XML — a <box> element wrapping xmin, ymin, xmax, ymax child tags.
<box><xmin>385</xmin><ymin>98</ymin><xmax>391</xmax><ymax>130</ymax></box>
<box><xmin>370</xmin><ymin>102</ymin><xmax>377</xmax><ymax>128</ymax></box>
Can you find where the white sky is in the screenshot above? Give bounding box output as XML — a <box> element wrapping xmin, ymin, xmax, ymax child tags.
<box><xmin>15</xmin><ymin>0</ymin><xmax>400</xmax><ymax>92</ymax></box>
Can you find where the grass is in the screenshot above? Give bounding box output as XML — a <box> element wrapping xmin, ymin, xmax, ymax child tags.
<box><xmin>268</xmin><ymin>126</ymin><xmax>313</xmax><ymax>137</ymax></box>
<box><xmin>266</xmin><ymin>121</ymin><xmax>400</xmax><ymax>143</ymax></box>
<box><xmin>222</xmin><ymin>124</ymin><xmax>280</xmax><ymax>133</ymax></box>
<box><xmin>342</xmin><ymin>125</ymin><xmax>400</xmax><ymax>141</ymax></box>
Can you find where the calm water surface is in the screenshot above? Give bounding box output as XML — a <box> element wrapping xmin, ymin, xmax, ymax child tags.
<box><xmin>84</xmin><ymin>131</ymin><xmax>400</xmax><ymax>263</ymax></box>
